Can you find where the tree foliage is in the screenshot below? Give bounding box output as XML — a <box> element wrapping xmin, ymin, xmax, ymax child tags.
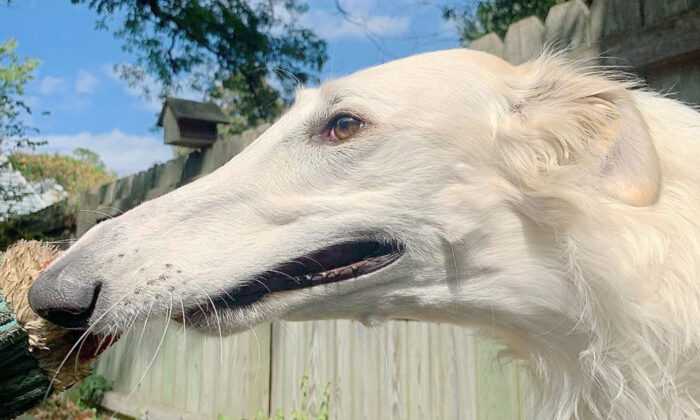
<box><xmin>72</xmin><ymin>147</ymin><xmax>112</xmax><ymax>173</ymax></box>
<box><xmin>444</xmin><ymin>0</ymin><xmax>566</xmax><ymax>42</ymax></box>
<box><xmin>9</xmin><ymin>150</ymin><xmax>117</xmax><ymax>196</ymax></box>
<box><xmin>0</xmin><ymin>38</ymin><xmax>43</xmax><ymax>218</ymax></box>
<box><xmin>72</xmin><ymin>0</ymin><xmax>328</xmax><ymax>133</ymax></box>
<box><xmin>0</xmin><ymin>38</ymin><xmax>41</xmax><ymax>152</ymax></box>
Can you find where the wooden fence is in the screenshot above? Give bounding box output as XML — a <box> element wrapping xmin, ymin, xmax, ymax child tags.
<box><xmin>95</xmin><ymin>321</ymin><xmax>526</xmax><ymax>420</ymax></box>
<box><xmin>470</xmin><ymin>0</ymin><xmax>700</xmax><ymax>106</ymax></box>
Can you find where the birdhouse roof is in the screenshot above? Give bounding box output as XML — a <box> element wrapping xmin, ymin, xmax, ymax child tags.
<box><xmin>157</xmin><ymin>97</ymin><xmax>228</xmax><ymax>126</ymax></box>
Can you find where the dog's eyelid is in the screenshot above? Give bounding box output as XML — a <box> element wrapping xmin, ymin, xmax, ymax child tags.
<box><xmin>329</xmin><ymin>111</ymin><xmax>363</xmax><ymax>124</ymax></box>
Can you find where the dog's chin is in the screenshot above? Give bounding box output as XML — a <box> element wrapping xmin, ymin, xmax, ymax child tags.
<box><xmin>175</xmin><ymin>239</ymin><xmax>405</xmax><ymax>334</ymax></box>
<box><xmin>174</xmin><ymin>298</ymin><xmax>279</xmax><ymax>335</ymax></box>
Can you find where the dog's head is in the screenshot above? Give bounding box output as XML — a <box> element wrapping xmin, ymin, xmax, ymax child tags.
<box><xmin>29</xmin><ymin>50</ymin><xmax>661</xmax><ymax>343</ymax></box>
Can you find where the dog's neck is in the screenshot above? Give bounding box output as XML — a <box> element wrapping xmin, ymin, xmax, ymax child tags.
<box><xmin>509</xmin><ymin>208</ymin><xmax>700</xmax><ymax>419</ymax></box>
<box><xmin>429</xmin><ymin>184</ymin><xmax>700</xmax><ymax>419</ymax></box>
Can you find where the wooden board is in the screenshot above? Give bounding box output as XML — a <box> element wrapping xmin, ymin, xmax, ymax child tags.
<box><xmin>96</xmin><ymin>320</ymin><xmax>526</xmax><ymax>419</ymax></box>
<box><xmin>95</xmin><ymin>321</ymin><xmax>271</xmax><ymax>419</ymax></box>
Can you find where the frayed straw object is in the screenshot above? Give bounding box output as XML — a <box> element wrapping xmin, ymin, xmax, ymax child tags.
<box><xmin>0</xmin><ymin>240</ymin><xmax>96</xmax><ymax>419</ymax></box>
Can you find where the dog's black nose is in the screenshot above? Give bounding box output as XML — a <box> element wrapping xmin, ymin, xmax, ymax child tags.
<box><xmin>28</xmin><ymin>264</ymin><xmax>101</xmax><ymax>329</ymax></box>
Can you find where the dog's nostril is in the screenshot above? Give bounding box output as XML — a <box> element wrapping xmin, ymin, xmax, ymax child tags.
<box><xmin>37</xmin><ymin>284</ymin><xmax>101</xmax><ymax>329</ymax></box>
<box><xmin>28</xmin><ymin>271</ymin><xmax>102</xmax><ymax>329</ymax></box>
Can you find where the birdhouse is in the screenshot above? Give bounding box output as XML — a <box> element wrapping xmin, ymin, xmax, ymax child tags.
<box><xmin>157</xmin><ymin>97</ymin><xmax>228</xmax><ymax>148</ymax></box>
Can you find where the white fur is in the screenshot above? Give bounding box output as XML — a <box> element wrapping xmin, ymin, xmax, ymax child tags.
<box><xmin>56</xmin><ymin>49</ymin><xmax>700</xmax><ymax>419</ymax></box>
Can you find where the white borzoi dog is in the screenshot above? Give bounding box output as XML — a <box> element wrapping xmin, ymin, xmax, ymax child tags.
<box><xmin>29</xmin><ymin>49</ymin><xmax>700</xmax><ymax>419</ymax></box>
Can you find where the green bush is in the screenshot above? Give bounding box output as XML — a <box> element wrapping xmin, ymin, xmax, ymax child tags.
<box><xmin>76</xmin><ymin>374</ymin><xmax>114</xmax><ymax>411</ymax></box>
<box><xmin>9</xmin><ymin>151</ymin><xmax>116</xmax><ymax>196</ymax></box>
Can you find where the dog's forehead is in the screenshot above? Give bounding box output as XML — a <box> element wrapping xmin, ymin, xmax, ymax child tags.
<box><xmin>316</xmin><ymin>49</ymin><xmax>513</xmax><ymax>103</ymax></box>
<box><xmin>290</xmin><ymin>49</ymin><xmax>515</xmax><ymax>120</ymax></box>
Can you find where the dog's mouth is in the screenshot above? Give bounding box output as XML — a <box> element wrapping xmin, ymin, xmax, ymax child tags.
<box><xmin>62</xmin><ymin>330</ymin><xmax>121</xmax><ymax>362</ymax></box>
<box><xmin>183</xmin><ymin>240</ymin><xmax>403</xmax><ymax>320</ymax></box>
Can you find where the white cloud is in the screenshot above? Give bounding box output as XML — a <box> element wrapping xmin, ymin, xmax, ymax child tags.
<box><xmin>38</xmin><ymin>76</ymin><xmax>67</xmax><ymax>95</ymax></box>
<box><xmin>274</xmin><ymin>0</ymin><xmax>410</xmax><ymax>41</ymax></box>
<box><xmin>299</xmin><ymin>0</ymin><xmax>410</xmax><ymax>40</ymax></box>
<box><xmin>36</xmin><ymin>130</ymin><xmax>172</xmax><ymax>176</ymax></box>
<box><xmin>75</xmin><ymin>69</ymin><xmax>98</xmax><ymax>94</ymax></box>
<box><xmin>309</xmin><ymin>13</ymin><xmax>410</xmax><ymax>40</ymax></box>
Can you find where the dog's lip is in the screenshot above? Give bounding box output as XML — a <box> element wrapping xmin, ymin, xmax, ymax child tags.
<box><xmin>180</xmin><ymin>240</ymin><xmax>404</xmax><ymax>320</ymax></box>
<box><xmin>63</xmin><ymin>330</ymin><xmax>121</xmax><ymax>361</ymax></box>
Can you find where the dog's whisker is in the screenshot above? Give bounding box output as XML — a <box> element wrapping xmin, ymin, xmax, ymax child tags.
<box><xmin>100</xmin><ymin>205</ymin><xmax>125</xmax><ymax>215</ymax></box>
<box><xmin>248</xmin><ymin>325</ymin><xmax>261</xmax><ymax>386</ymax></box>
<box><xmin>134</xmin><ymin>300</ymin><xmax>154</xmax><ymax>356</ymax></box>
<box><xmin>179</xmin><ymin>297</ymin><xmax>187</xmax><ymax>351</ymax></box>
<box><xmin>92</xmin><ymin>326</ymin><xmax>113</xmax><ymax>357</ymax></box>
<box><xmin>288</xmin><ymin>260</ymin><xmax>309</xmax><ymax>268</ymax></box>
<box><xmin>44</xmin><ymin>292</ymin><xmax>129</xmax><ymax>400</ymax></box>
<box><xmin>247</xmin><ymin>277</ymin><xmax>273</xmax><ymax>293</ymax></box>
<box><xmin>72</xmin><ymin>328</ymin><xmax>94</xmax><ymax>376</ymax></box>
<box><xmin>104</xmin><ymin>327</ymin><xmax>121</xmax><ymax>352</ymax></box>
<box><xmin>200</xmin><ymin>288</ymin><xmax>224</xmax><ymax>366</ymax></box>
<box><xmin>118</xmin><ymin>307</ymin><xmax>142</xmax><ymax>372</ymax></box>
<box><xmin>371</xmin><ymin>324</ymin><xmax>391</xmax><ymax>395</ymax></box>
<box><xmin>79</xmin><ymin>208</ymin><xmax>117</xmax><ymax>220</ymax></box>
<box><xmin>268</xmin><ymin>269</ymin><xmax>301</xmax><ymax>285</ymax></box>
<box><xmin>126</xmin><ymin>294</ymin><xmax>172</xmax><ymax>401</ymax></box>
<box><xmin>217</xmin><ymin>287</ymin><xmax>235</xmax><ymax>311</ymax></box>
<box><xmin>193</xmin><ymin>299</ymin><xmax>207</xmax><ymax>317</ymax></box>
<box><xmin>298</xmin><ymin>256</ymin><xmax>325</xmax><ymax>271</ymax></box>
<box><xmin>124</xmin><ymin>307</ymin><xmax>142</xmax><ymax>341</ymax></box>
<box><xmin>45</xmin><ymin>238</ymin><xmax>78</xmax><ymax>244</ymax></box>
<box><xmin>272</xmin><ymin>66</ymin><xmax>303</xmax><ymax>88</ymax></box>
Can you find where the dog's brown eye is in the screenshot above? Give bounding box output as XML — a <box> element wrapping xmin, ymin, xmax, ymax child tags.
<box><xmin>330</xmin><ymin>116</ymin><xmax>362</xmax><ymax>142</ymax></box>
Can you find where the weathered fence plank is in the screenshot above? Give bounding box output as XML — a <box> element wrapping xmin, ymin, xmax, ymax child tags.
<box><xmin>642</xmin><ymin>0</ymin><xmax>700</xmax><ymax>26</ymax></box>
<box><xmin>96</xmin><ymin>321</ymin><xmax>271</xmax><ymax>419</ymax></box>
<box><xmin>97</xmin><ymin>320</ymin><xmax>523</xmax><ymax>419</ymax></box>
<box><xmin>470</xmin><ymin>33</ymin><xmax>505</xmax><ymax>58</ymax></box>
<box><xmin>265</xmin><ymin>320</ymin><xmax>520</xmax><ymax>420</ymax></box>
<box><xmin>589</xmin><ymin>0</ymin><xmax>642</xmax><ymax>41</ymax></box>
<box><xmin>475</xmin><ymin>338</ymin><xmax>522</xmax><ymax>420</ymax></box>
<box><xmin>545</xmin><ymin>0</ymin><xmax>591</xmax><ymax>50</ymax></box>
<box><xmin>504</xmin><ymin>17</ymin><xmax>545</xmax><ymax>64</ymax></box>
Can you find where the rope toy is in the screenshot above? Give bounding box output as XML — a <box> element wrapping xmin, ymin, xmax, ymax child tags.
<box><xmin>0</xmin><ymin>240</ymin><xmax>118</xmax><ymax>419</ymax></box>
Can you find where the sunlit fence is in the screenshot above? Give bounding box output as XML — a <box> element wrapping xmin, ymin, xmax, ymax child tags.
<box><xmin>96</xmin><ymin>320</ymin><xmax>526</xmax><ymax>420</ymax></box>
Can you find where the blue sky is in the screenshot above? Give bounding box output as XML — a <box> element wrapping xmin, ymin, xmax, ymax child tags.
<box><xmin>1</xmin><ymin>0</ymin><xmax>464</xmax><ymax>176</ymax></box>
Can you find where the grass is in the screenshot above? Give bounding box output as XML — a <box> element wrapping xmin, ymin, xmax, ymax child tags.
<box><xmin>16</xmin><ymin>374</ymin><xmax>331</xmax><ymax>419</ymax></box>
<box><xmin>18</xmin><ymin>374</ymin><xmax>114</xmax><ymax>420</ymax></box>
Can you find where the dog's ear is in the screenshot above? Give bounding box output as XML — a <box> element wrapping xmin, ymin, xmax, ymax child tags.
<box><xmin>498</xmin><ymin>57</ymin><xmax>662</xmax><ymax>207</ymax></box>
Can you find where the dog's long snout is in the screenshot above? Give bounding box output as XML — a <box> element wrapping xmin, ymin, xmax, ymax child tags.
<box><xmin>28</xmin><ymin>261</ymin><xmax>102</xmax><ymax>329</ymax></box>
